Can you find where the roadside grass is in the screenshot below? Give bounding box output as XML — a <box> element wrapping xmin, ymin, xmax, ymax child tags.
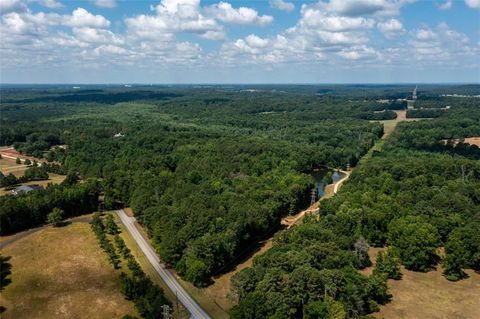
<box><xmin>0</xmin><ymin>222</ymin><xmax>137</xmax><ymax>319</ymax></box>
<box><xmin>116</xmin><ymin>211</ymin><xmax>230</xmax><ymax>318</ymax></box>
<box><xmin>174</xmin><ymin>240</ymin><xmax>274</xmax><ymax>319</ymax></box>
<box><xmin>363</xmin><ymin>248</ymin><xmax>480</xmax><ymax>319</ymax></box>
<box><xmin>115</xmin><ymin>214</ymin><xmax>190</xmax><ymax>319</ymax></box>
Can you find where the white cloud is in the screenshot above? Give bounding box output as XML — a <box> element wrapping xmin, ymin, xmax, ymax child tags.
<box><xmin>34</xmin><ymin>0</ymin><xmax>63</xmax><ymax>9</ymax></box>
<box><xmin>200</xmin><ymin>30</ymin><xmax>226</xmax><ymax>40</ymax></box>
<box><xmin>408</xmin><ymin>23</ymin><xmax>472</xmax><ymax>62</ymax></box>
<box><xmin>318</xmin><ymin>0</ymin><xmax>412</xmax><ymax>17</ymax></box>
<box><xmin>63</xmin><ymin>8</ymin><xmax>111</xmax><ymax>28</ymax></box>
<box><xmin>269</xmin><ymin>0</ymin><xmax>295</xmax><ymax>12</ymax></box>
<box><xmin>338</xmin><ymin>45</ymin><xmax>378</xmax><ymax>60</ymax></box>
<box><xmin>72</xmin><ymin>27</ymin><xmax>123</xmax><ymax>44</ymax></box>
<box><xmin>245</xmin><ymin>34</ymin><xmax>269</xmax><ymax>48</ymax></box>
<box><xmin>205</xmin><ymin>2</ymin><xmax>273</xmax><ymax>26</ymax></box>
<box><xmin>437</xmin><ymin>0</ymin><xmax>453</xmax><ymax>10</ymax></box>
<box><xmin>93</xmin><ymin>0</ymin><xmax>117</xmax><ymax>8</ymax></box>
<box><xmin>0</xmin><ymin>0</ymin><xmax>27</xmax><ymax>15</ymax></box>
<box><xmin>93</xmin><ymin>44</ymin><xmax>126</xmax><ymax>55</ymax></box>
<box><xmin>126</xmin><ymin>0</ymin><xmax>221</xmax><ymax>40</ymax></box>
<box><xmin>300</xmin><ymin>8</ymin><xmax>375</xmax><ymax>31</ymax></box>
<box><xmin>465</xmin><ymin>0</ymin><xmax>480</xmax><ymax>9</ymax></box>
<box><xmin>377</xmin><ymin>18</ymin><xmax>405</xmax><ymax>38</ymax></box>
<box><xmin>416</xmin><ymin>28</ymin><xmax>437</xmax><ymax>40</ymax></box>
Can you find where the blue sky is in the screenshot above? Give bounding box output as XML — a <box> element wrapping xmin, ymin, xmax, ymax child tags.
<box><xmin>1</xmin><ymin>0</ymin><xmax>479</xmax><ymax>83</ymax></box>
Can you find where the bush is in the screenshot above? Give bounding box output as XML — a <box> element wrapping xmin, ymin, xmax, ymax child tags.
<box><xmin>47</xmin><ymin>207</ymin><xmax>64</xmax><ymax>227</ymax></box>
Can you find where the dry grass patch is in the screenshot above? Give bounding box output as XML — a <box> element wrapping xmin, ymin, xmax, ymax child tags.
<box><xmin>363</xmin><ymin>248</ymin><xmax>480</xmax><ymax>319</ymax></box>
<box><xmin>376</xmin><ymin>268</ymin><xmax>480</xmax><ymax>319</ymax></box>
<box><xmin>0</xmin><ymin>157</ymin><xmax>27</xmax><ymax>177</ymax></box>
<box><xmin>0</xmin><ymin>222</ymin><xmax>137</xmax><ymax>319</ymax></box>
<box><xmin>464</xmin><ymin>137</ymin><xmax>480</xmax><ymax>147</ymax></box>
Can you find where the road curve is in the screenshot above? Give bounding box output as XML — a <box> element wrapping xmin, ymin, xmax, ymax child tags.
<box><xmin>116</xmin><ymin>209</ymin><xmax>211</xmax><ymax>319</ymax></box>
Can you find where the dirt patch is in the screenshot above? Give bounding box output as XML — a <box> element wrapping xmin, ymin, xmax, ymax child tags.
<box><xmin>0</xmin><ymin>222</ymin><xmax>137</xmax><ymax>319</ymax></box>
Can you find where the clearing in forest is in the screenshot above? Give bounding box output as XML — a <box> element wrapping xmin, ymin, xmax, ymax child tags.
<box><xmin>362</xmin><ymin>248</ymin><xmax>480</xmax><ymax>319</ymax></box>
<box><xmin>0</xmin><ymin>222</ymin><xmax>137</xmax><ymax>319</ymax></box>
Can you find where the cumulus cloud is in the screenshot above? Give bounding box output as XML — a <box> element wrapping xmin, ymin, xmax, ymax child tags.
<box><xmin>205</xmin><ymin>2</ymin><xmax>273</xmax><ymax>26</ymax></box>
<box><xmin>93</xmin><ymin>0</ymin><xmax>117</xmax><ymax>8</ymax></box>
<box><xmin>437</xmin><ymin>0</ymin><xmax>453</xmax><ymax>10</ymax></box>
<box><xmin>72</xmin><ymin>27</ymin><xmax>123</xmax><ymax>44</ymax></box>
<box><xmin>125</xmin><ymin>0</ymin><xmax>221</xmax><ymax>40</ymax></box>
<box><xmin>1</xmin><ymin>0</ymin><xmax>477</xmax><ymax>80</ymax></box>
<box><xmin>217</xmin><ymin>1</ymin><xmax>379</xmax><ymax>66</ymax></box>
<box><xmin>338</xmin><ymin>45</ymin><xmax>378</xmax><ymax>60</ymax></box>
<box><xmin>408</xmin><ymin>23</ymin><xmax>472</xmax><ymax>62</ymax></box>
<box><xmin>35</xmin><ymin>0</ymin><xmax>64</xmax><ymax>9</ymax></box>
<box><xmin>465</xmin><ymin>0</ymin><xmax>480</xmax><ymax>9</ymax></box>
<box><xmin>269</xmin><ymin>0</ymin><xmax>295</xmax><ymax>12</ymax></box>
<box><xmin>64</xmin><ymin>8</ymin><xmax>111</xmax><ymax>28</ymax></box>
<box><xmin>377</xmin><ymin>18</ymin><xmax>405</xmax><ymax>38</ymax></box>
<box><xmin>0</xmin><ymin>0</ymin><xmax>27</xmax><ymax>15</ymax></box>
<box><xmin>300</xmin><ymin>8</ymin><xmax>375</xmax><ymax>31</ymax></box>
<box><xmin>318</xmin><ymin>0</ymin><xmax>411</xmax><ymax>17</ymax></box>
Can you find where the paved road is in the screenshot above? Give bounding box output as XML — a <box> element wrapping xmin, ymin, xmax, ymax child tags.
<box><xmin>116</xmin><ymin>209</ymin><xmax>211</xmax><ymax>319</ymax></box>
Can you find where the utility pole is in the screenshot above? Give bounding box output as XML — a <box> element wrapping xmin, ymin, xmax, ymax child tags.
<box><xmin>310</xmin><ymin>187</ymin><xmax>317</xmax><ymax>206</ymax></box>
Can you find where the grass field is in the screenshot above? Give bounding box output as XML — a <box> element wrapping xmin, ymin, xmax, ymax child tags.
<box><xmin>363</xmin><ymin>248</ymin><xmax>480</xmax><ymax>319</ymax></box>
<box><xmin>0</xmin><ymin>222</ymin><xmax>137</xmax><ymax>319</ymax></box>
<box><xmin>0</xmin><ymin>157</ymin><xmax>28</xmax><ymax>177</ymax></box>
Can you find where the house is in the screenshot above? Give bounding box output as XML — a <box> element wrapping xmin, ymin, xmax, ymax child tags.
<box><xmin>114</xmin><ymin>132</ymin><xmax>125</xmax><ymax>138</ymax></box>
<box><xmin>11</xmin><ymin>184</ymin><xmax>44</xmax><ymax>195</ymax></box>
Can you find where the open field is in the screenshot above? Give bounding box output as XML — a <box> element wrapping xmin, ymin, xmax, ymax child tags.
<box><xmin>362</xmin><ymin>248</ymin><xmax>480</xmax><ymax>319</ymax></box>
<box><xmin>0</xmin><ymin>147</ymin><xmax>46</xmax><ymax>164</ymax></box>
<box><xmin>442</xmin><ymin>137</ymin><xmax>480</xmax><ymax>147</ymax></box>
<box><xmin>376</xmin><ymin>268</ymin><xmax>480</xmax><ymax>319</ymax></box>
<box><xmin>0</xmin><ymin>173</ymin><xmax>65</xmax><ymax>196</ymax></box>
<box><xmin>465</xmin><ymin>137</ymin><xmax>480</xmax><ymax>147</ymax></box>
<box><xmin>0</xmin><ymin>222</ymin><xmax>137</xmax><ymax>319</ymax></box>
<box><xmin>0</xmin><ymin>157</ymin><xmax>28</xmax><ymax>177</ymax></box>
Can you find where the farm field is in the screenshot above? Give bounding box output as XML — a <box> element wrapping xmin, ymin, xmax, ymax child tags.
<box><xmin>0</xmin><ymin>222</ymin><xmax>137</xmax><ymax>319</ymax></box>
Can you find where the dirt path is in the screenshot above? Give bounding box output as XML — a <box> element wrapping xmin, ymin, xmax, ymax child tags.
<box><xmin>281</xmin><ymin>169</ymin><xmax>351</xmax><ymax>229</ymax></box>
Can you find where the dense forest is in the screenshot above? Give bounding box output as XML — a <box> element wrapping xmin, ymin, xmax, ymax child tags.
<box><xmin>1</xmin><ymin>85</ymin><xmax>479</xmax><ymax>318</ymax></box>
<box><xmin>230</xmin><ymin>99</ymin><xmax>480</xmax><ymax>318</ymax></box>
<box><xmin>0</xmin><ymin>86</ymin><xmax>389</xmax><ymax>285</ymax></box>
